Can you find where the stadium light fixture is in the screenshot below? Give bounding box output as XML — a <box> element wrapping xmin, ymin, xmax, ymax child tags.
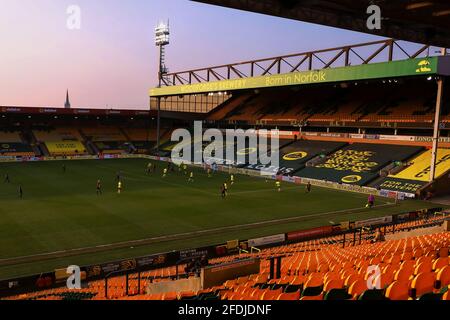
<box><xmin>155</xmin><ymin>21</ymin><xmax>170</xmax><ymax>47</ymax></box>
<box><xmin>154</xmin><ymin>20</ymin><xmax>170</xmax><ymax>154</ymax></box>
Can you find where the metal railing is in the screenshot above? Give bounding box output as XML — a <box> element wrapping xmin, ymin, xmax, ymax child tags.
<box><xmin>161</xmin><ymin>39</ymin><xmax>436</xmax><ymax>86</ymax></box>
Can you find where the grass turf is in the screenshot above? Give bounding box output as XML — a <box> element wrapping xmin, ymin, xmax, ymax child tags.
<box><xmin>0</xmin><ymin>158</ymin><xmax>441</xmax><ymax>279</ymax></box>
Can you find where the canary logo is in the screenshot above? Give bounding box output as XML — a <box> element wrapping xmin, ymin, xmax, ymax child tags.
<box><xmin>120</xmin><ymin>259</ymin><xmax>137</xmax><ymax>271</ymax></box>
<box><xmin>155</xmin><ymin>254</ymin><xmax>166</xmax><ymax>264</ymax></box>
<box><xmin>237</xmin><ymin>148</ymin><xmax>257</xmax><ymax>155</ymax></box>
<box><xmin>283</xmin><ymin>151</ymin><xmax>308</xmax><ymax>161</ymax></box>
<box><xmin>341</xmin><ymin>175</ymin><xmax>362</xmax><ymax>184</ymax></box>
<box><xmin>416</xmin><ymin>60</ymin><xmax>432</xmax><ymax>73</ymax></box>
<box><xmin>1</xmin><ymin>144</ymin><xmax>10</xmax><ymax>149</ymax></box>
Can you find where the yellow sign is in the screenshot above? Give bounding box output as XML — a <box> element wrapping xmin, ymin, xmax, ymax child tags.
<box><xmin>416</xmin><ymin>60</ymin><xmax>432</xmax><ymax>73</ymax></box>
<box><xmin>150</xmin><ymin>57</ymin><xmax>438</xmax><ymax>97</ymax></box>
<box><xmin>46</xmin><ymin>141</ymin><xmax>86</xmax><ymax>154</ymax></box>
<box><xmin>283</xmin><ymin>151</ymin><xmax>308</xmax><ymax>161</ymax></box>
<box><xmin>317</xmin><ymin>149</ymin><xmax>378</xmax><ymax>173</ymax></box>
<box><xmin>390</xmin><ymin>148</ymin><xmax>450</xmax><ymax>181</ymax></box>
<box><xmin>151</xmin><ymin>70</ymin><xmax>327</xmax><ymax>96</ymax></box>
<box><xmin>341</xmin><ymin>175</ymin><xmax>363</xmax><ymax>183</ymax></box>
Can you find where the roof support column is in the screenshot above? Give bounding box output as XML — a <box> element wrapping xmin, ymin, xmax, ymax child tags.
<box><xmin>429</xmin><ymin>76</ymin><xmax>444</xmax><ymax>182</ymax></box>
<box><xmin>429</xmin><ymin>48</ymin><xmax>446</xmax><ymax>183</ymax></box>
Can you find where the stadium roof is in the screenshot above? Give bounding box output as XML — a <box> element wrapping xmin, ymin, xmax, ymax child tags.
<box><xmin>192</xmin><ymin>0</ymin><xmax>450</xmax><ymax>48</ymax></box>
<box><xmin>150</xmin><ymin>54</ymin><xmax>450</xmax><ymax>97</ymax></box>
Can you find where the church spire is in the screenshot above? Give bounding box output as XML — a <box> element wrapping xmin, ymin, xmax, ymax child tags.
<box><xmin>64</xmin><ymin>89</ymin><xmax>71</xmax><ymax>109</ymax></box>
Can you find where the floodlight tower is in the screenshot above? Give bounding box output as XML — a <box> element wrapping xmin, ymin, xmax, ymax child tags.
<box><xmin>154</xmin><ymin>21</ymin><xmax>170</xmax><ymax>153</ymax></box>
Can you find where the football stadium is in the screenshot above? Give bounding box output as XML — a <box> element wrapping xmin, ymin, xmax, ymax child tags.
<box><xmin>1</xmin><ymin>0</ymin><xmax>450</xmax><ymax>307</ymax></box>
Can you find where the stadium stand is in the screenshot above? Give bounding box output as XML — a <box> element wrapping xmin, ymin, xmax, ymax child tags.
<box><xmin>374</xmin><ymin>148</ymin><xmax>450</xmax><ymax>194</ymax></box>
<box><xmin>206</xmin><ymin>93</ymin><xmax>254</xmax><ymax>121</ymax></box>
<box><xmin>33</xmin><ymin>128</ymin><xmax>87</xmax><ymax>156</ymax></box>
<box><xmin>81</xmin><ymin>126</ymin><xmax>128</xmax><ymax>154</ymax></box>
<box><xmin>0</xmin><ymin>131</ymin><xmax>34</xmax><ymax>157</ymax></box>
<box><xmin>122</xmin><ymin>128</ymin><xmax>157</xmax><ymax>154</ymax></box>
<box><xmin>81</xmin><ymin>126</ymin><xmax>127</xmax><ymax>142</ymax></box>
<box><xmin>205</xmin><ymin>79</ymin><xmax>450</xmax><ymax>125</ymax></box>
<box><xmin>298</xmin><ymin>143</ymin><xmax>424</xmax><ymax>186</ymax></box>
<box><xmin>3</xmin><ymin>215</ymin><xmax>449</xmax><ymax>301</ymax></box>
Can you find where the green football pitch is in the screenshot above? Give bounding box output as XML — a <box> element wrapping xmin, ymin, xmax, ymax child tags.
<box><xmin>0</xmin><ymin>158</ymin><xmax>441</xmax><ymax>279</ymax></box>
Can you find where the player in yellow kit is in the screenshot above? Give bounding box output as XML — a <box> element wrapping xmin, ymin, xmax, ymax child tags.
<box><xmin>117</xmin><ymin>181</ymin><xmax>122</xmax><ymax>194</ymax></box>
<box><xmin>163</xmin><ymin>168</ymin><xmax>168</xmax><ymax>178</ymax></box>
<box><xmin>276</xmin><ymin>181</ymin><xmax>281</xmax><ymax>192</ymax></box>
<box><xmin>230</xmin><ymin>174</ymin><xmax>235</xmax><ymax>185</ymax></box>
<box><xmin>188</xmin><ymin>171</ymin><xmax>194</xmax><ymax>182</ymax></box>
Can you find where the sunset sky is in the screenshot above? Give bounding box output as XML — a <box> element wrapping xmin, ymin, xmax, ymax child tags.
<box><xmin>0</xmin><ymin>0</ymin><xmax>409</xmax><ymax>109</ymax></box>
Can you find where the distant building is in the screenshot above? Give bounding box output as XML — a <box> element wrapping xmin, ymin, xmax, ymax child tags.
<box><xmin>64</xmin><ymin>90</ymin><xmax>71</xmax><ymax>109</ymax></box>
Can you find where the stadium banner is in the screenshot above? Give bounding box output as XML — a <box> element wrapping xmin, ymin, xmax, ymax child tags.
<box><xmin>390</xmin><ymin>149</ymin><xmax>450</xmax><ymax>182</ymax></box>
<box><xmin>354</xmin><ymin>216</ymin><xmax>393</xmax><ymax>228</ymax></box>
<box><xmin>276</xmin><ymin>140</ymin><xmax>347</xmax><ymax>176</ymax></box>
<box><xmin>85</xmin><ymin>253</ymin><xmax>172</xmax><ymax>279</ymax></box>
<box><xmin>286</xmin><ymin>226</ymin><xmax>337</xmax><ymax>242</ymax></box>
<box><xmin>248</xmin><ymin>234</ymin><xmax>286</xmax><ymax>247</ymax></box>
<box><xmin>349</xmin><ymin>134</ymin><xmax>364</xmax><ymax>139</ymax></box>
<box><xmin>414</xmin><ymin>136</ymin><xmax>450</xmax><ymax>143</ymax></box>
<box><xmin>0</xmin><ymin>156</ymin><xmax>17</xmax><ymax>162</ymax></box>
<box><xmin>364</xmin><ymin>134</ymin><xmax>380</xmax><ymax>140</ymax></box>
<box><xmin>379</xmin><ymin>135</ymin><xmax>415</xmax><ymax>142</ymax></box>
<box><xmin>379</xmin><ymin>189</ymin><xmax>398</xmax><ymax>199</ymax></box>
<box><xmin>2</xmin><ymin>154</ymin><xmax>101</xmax><ymax>163</ymax></box>
<box><xmin>85</xmin><ymin>258</ymin><xmax>138</xmax><ymax>278</ymax></box>
<box><xmin>376</xmin><ymin>178</ymin><xmax>426</xmax><ymax>194</ymax></box>
<box><xmin>0</xmin><ymin>142</ymin><xmax>33</xmax><ymax>153</ymax></box>
<box><xmin>179</xmin><ymin>247</ymin><xmax>211</xmax><ymax>260</ymax></box>
<box><xmin>150</xmin><ymin>57</ymin><xmax>438</xmax><ymax>96</ymax></box>
<box><xmin>299</xmin><ymin>177</ymin><xmax>379</xmax><ymax>195</ymax></box>
<box><xmin>282</xmin><ymin>176</ymin><xmax>294</xmax><ymax>183</ymax></box>
<box><xmin>297</xmin><ymin>144</ymin><xmax>424</xmax><ymax>186</ymax></box>
<box><xmin>45</xmin><ymin>141</ymin><xmax>86</xmax><ymax>154</ymax></box>
<box><xmin>136</xmin><ymin>254</ymin><xmax>168</xmax><ymax>268</ymax></box>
